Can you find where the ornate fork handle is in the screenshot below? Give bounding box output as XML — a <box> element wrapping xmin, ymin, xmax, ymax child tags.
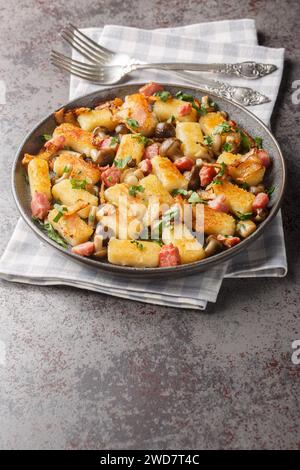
<box><xmin>212</xmin><ymin>61</ymin><xmax>277</xmax><ymax>79</ymax></box>
<box><xmin>173</xmin><ymin>72</ymin><xmax>270</xmax><ymax>106</ymax></box>
<box><xmin>133</xmin><ymin>61</ymin><xmax>277</xmax><ymax>79</ymax></box>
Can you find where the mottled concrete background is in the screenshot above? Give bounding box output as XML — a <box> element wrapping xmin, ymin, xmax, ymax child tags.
<box><xmin>0</xmin><ymin>0</ymin><xmax>299</xmax><ymax>450</ymax></box>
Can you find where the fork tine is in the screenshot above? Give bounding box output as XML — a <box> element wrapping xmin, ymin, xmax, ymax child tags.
<box><xmin>51</xmin><ymin>50</ymin><xmax>103</xmax><ymax>71</ymax></box>
<box><xmin>60</xmin><ymin>29</ymin><xmax>103</xmax><ymax>64</ymax></box>
<box><xmin>51</xmin><ymin>59</ymin><xmax>103</xmax><ymax>83</ymax></box>
<box><xmin>51</xmin><ymin>55</ymin><xmax>104</xmax><ymax>77</ymax></box>
<box><xmin>67</xmin><ymin>24</ymin><xmax>113</xmax><ymax>60</ymax></box>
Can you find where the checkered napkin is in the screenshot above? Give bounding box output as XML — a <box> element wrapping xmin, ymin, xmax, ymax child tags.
<box><xmin>0</xmin><ymin>20</ymin><xmax>287</xmax><ymax>310</ymax></box>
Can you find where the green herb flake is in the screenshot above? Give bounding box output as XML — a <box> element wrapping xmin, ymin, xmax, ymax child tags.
<box><xmin>154</xmin><ymin>90</ymin><xmax>171</xmax><ymax>102</ymax></box>
<box><xmin>213</xmin><ymin>122</ymin><xmax>233</xmax><ymax>135</ymax></box>
<box><xmin>204</xmin><ymin>135</ymin><xmax>213</xmax><ymax>146</ymax></box>
<box><xmin>130</xmin><ymin>240</ymin><xmax>145</xmax><ymax>250</ymax></box>
<box><xmin>62</xmin><ymin>165</ymin><xmax>71</xmax><ymax>174</ymax></box>
<box><xmin>110</xmin><ymin>136</ymin><xmax>119</xmax><ymax>146</ymax></box>
<box><xmin>188</xmin><ymin>192</ymin><xmax>208</xmax><ymax>204</ymax></box>
<box><xmin>53</xmin><ymin>203</ymin><xmax>68</xmax><ymax>223</ymax></box>
<box><xmin>113</xmin><ymin>155</ymin><xmax>132</xmax><ymax>169</ymax></box>
<box><xmin>172</xmin><ymin>188</ymin><xmax>189</xmax><ymax>197</ymax></box>
<box><xmin>42</xmin><ymin>134</ymin><xmax>52</xmax><ymax>142</ymax></box>
<box><xmin>236</xmin><ymin>211</ymin><xmax>253</xmax><ymax>221</ymax></box>
<box><xmin>218</xmin><ymin>162</ymin><xmax>227</xmax><ymax>177</ymax></box>
<box><xmin>32</xmin><ymin>217</ymin><xmax>68</xmax><ymax>248</ymax></box>
<box><xmin>126</xmin><ymin>118</ymin><xmax>139</xmax><ymax>129</ymax></box>
<box><xmin>129</xmin><ymin>185</ymin><xmax>145</xmax><ymax>197</ymax></box>
<box><xmin>223</xmin><ymin>142</ymin><xmax>233</xmax><ymax>152</ymax></box>
<box><xmin>70</xmin><ymin>178</ymin><xmax>88</xmax><ymax>190</ymax></box>
<box><xmin>175</xmin><ymin>91</ymin><xmax>195</xmax><ymax>102</ymax></box>
<box><xmin>240</xmin><ymin>131</ymin><xmax>251</xmax><ymax>152</ymax></box>
<box><xmin>254</xmin><ymin>136</ymin><xmax>263</xmax><ymax>149</ymax></box>
<box><xmin>132</xmin><ymin>133</ymin><xmax>151</xmax><ymax>146</ymax></box>
<box><xmin>212</xmin><ymin>179</ymin><xmax>223</xmax><ymax>185</ymax></box>
<box><xmin>266</xmin><ymin>185</ymin><xmax>275</xmax><ymax>197</ymax></box>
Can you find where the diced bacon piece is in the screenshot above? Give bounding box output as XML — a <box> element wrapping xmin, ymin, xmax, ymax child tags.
<box><xmin>44</xmin><ymin>135</ymin><xmax>65</xmax><ymax>150</ymax></box>
<box><xmin>139</xmin><ymin>82</ymin><xmax>164</xmax><ymax>97</ymax></box>
<box><xmin>31</xmin><ymin>192</ymin><xmax>51</xmax><ymax>219</ymax></box>
<box><xmin>178</xmin><ymin>102</ymin><xmax>192</xmax><ymax>116</ymax></box>
<box><xmin>174</xmin><ymin>157</ymin><xmax>194</xmax><ymax>172</ymax></box>
<box><xmin>71</xmin><ymin>241</ymin><xmax>95</xmax><ymax>257</ymax></box>
<box><xmin>257</xmin><ymin>149</ymin><xmax>271</xmax><ymax>168</ymax></box>
<box><xmin>217</xmin><ymin>235</ymin><xmax>241</xmax><ymax>248</ymax></box>
<box><xmin>144</xmin><ymin>143</ymin><xmax>160</xmax><ymax>159</ymax></box>
<box><xmin>159</xmin><ymin>243</ymin><xmax>181</xmax><ymax>267</ymax></box>
<box><xmin>253</xmin><ymin>192</ymin><xmax>269</xmax><ymax>210</ymax></box>
<box><xmin>208</xmin><ymin>194</ymin><xmax>229</xmax><ymax>213</ymax></box>
<box><xmin>199</xmin><ymin>165</ymin><xmax>217</xmax><ymax>187</ymax></box>
<box><xmin>101</xmin><ymin>167</ymin><xmax>122</xmax><ymax>187</ymax></box>
<box><xmin>139</xmin><ymin>158</ymin><xmax>152</xmax><ymax>175</ymax></box>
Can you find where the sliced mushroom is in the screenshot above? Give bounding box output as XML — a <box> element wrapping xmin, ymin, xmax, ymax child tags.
<box><xmin>115</xmin><ymin>123</ymin><xmax>130</xmax><ymax>135</ymax></box>
<box><xmin>254</xmin><ymin>208</ymin><xmax>268</xmax><ymax>222</ymax></box>
<box><xmin>249</xmin><ymin>184</ymin><xmax>265</xmax><ymax>195</ymax></box>
<box><xmin>154</xmin><ymin>122</ymin><xmax>176</xmax><ymax>138</ymax></box>
<box><xmin>159</xmin><ymin>138</ymin><xmax>182</xmax><ymax>160</ymax></box>
<box><xmin>204</xmin><ymin>235</ymin><xmax>223</xmax><ymax>257</ymax></box>
<box><xmin>236</xmin><ymin>220</ymin><xmax>256</xmax><ymax>238</ymax></box>
<box><xmin>90</xmin><ymin>147</ymin><xmax>116</xmax><ymax>166</ymax></box>
<box><xmin>211</xmin><ymin>134</ymin><xmax>222</xmax><ymax>155</ymax></box>
<box><xmin>187</xmin><ymin>164</ymin><xmax>201</xmax><ymax>191</ymax></box>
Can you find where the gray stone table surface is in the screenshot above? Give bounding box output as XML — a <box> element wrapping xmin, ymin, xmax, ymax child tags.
<box><xmin>0</xmin><ymin>0</ymin><xmax>299</xmax><ymax>450</ymax></box>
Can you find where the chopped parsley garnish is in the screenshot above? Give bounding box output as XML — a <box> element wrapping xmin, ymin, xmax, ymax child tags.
<box><xmin>129</xmin><ymin>185</ymin><xmax>145</xmax><ymax>197</ymax></box>
<box><xmin>254</xmin><ymin>136</ymin><xmax>263</xmax><ymax>149</ymax></box>
<box><xmin>130</xmin><ymin>240</ymin><xmax>145</xmax><ymax>250</ymax></box>
<box><xmin>175</xmin><ymin>91</ymin><xmax>194</xmax><ymax>102</ymax></box>
<box><xmin>42</xmin><ymin>134</ymin><xmax>52</xmax><ymax>141</ymax></box>
<box><xmin>240</xmin><ymin>131</ymin><xmax>251</xmax><ymax>152</ymax></box>
<box><xmin>32</xmin><ymin>217</ymin><xmax>68</xmax><ymax>248</ymax></box>
<box><xmin>113</xmin><ymin>155</ymin><xmax>132</xmax><ymax>169</ymax></box>
<box><xmin>53</xmin><ymin>204</ymin><xmax>68</xmax><ymax>223</ymax></box>
<box><xmin>152</xmin><ymin>206</ymin><xmax>180</xmax><ymax>238</ymax></box>
<box><xmin>236</xmin><ymin>211</ymin><xmax>253</xmax><ymax>220</ymax></box>
<box><xmin>62</xmin><ymin>165</ymin><xmax>71</xmax><ymax>174</ymax></box>
<box><xmin>204</xmin><ymin>135</ymin><xmax>213</xmax><ymax>146</ymax></box>
<box><xmin>213</xmin><ymin>122</ymin><xmax>233</xmax><ymax>135</ymax></box>
<box><xmin>218</xmin><ymin>162</ymin><xmax>227</xmax><ymax>177</ymax></box>
<box><xmin>240</xmin><ymin>182</ymin><xmax>249</xmax><ymax>189</ymax></box>
<box><xmin>175</xmin><ymin>91</ymin><xmax>205</xmax><ymax>115</ymax></box>
<box><xmin>266</xmin><ymin>185</ymin><xmax>275</xmax><ymax>197</ymax></box>
<box><xmin>70</xmin><ymin>178</ymin><xmax>88</xmax><ymax>189</ymax></box>
<box><xmin>132</xmin><ymin>133</ymin><xmax>151</xmax><ymax>145</ymax></box>
<box><xmin>172</xmin><ymin>188</ymin><xmax>189</xmax><ymax>197</ymax></box>
<box><xmin>223</xmin><ymin>142</ymin><xmax>233</xmax><ymax>152</ymax></box>
<box><xmin>126</xmin><ymin>118</ymin><xmax>139</xmax><ymax>129</ymax></box>
<box><xmin>154</xmin><ymin>90</ymin><xmax>171</xmax><ymax>101</ymax></box>
<box><xmin>188</xmin><ymin>192</ymin><xmax>208</xmax><ymax>204</ymax></box>
<box><xmin>211</xmin><ymin>179</ymin><xmax>223</xmax><ymax>185</ymax></box>
<box><xmin>110</xmin><ymin>136</ymin><xmax>119</xmax><ymax>146</ymax></box>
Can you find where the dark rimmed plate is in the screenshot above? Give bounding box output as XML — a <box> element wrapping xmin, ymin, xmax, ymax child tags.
<box><xmin>12</xmin><ymin>83</ymin><xmax>286</xmax><ymax>277</ymax></box>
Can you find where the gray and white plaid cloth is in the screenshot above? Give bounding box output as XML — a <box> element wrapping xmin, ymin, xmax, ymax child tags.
<box><xmin>0</xmin><ymin>19</ymin><xmax>287</xmax><ymax>310</ymax></box>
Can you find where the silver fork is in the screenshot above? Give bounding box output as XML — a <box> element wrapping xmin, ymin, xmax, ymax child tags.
<box><xmin>57</xmin><ymin>23</ymin><xmax>272</xmax><ymax>106</ymax></box>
